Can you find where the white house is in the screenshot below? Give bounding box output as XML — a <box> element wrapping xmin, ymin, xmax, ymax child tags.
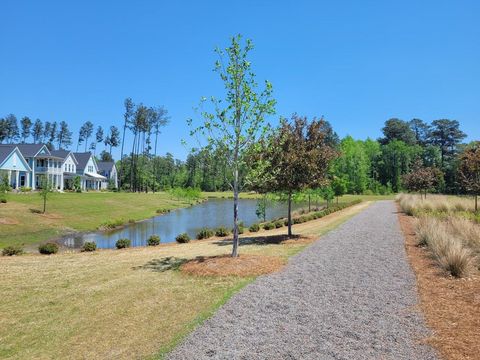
<box><xmin>97</xmin><ymin>161</ymin><xmax>118</xmax><ymax>189</ymax></box>
<box><xmin>50</xmin><ymin>150</ymin><xmax>78</xmax><ymax>190</ymax></box>
<box><xmin>73</xmin><ymin>152</ymin><xmax>107</xmax><ymax>190</ymax></box>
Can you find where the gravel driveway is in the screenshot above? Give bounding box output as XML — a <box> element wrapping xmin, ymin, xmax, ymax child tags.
<box><xmin>167</xmin><ymin>201</ymin><xmax>437</xmax><ymax>360</ymax></box>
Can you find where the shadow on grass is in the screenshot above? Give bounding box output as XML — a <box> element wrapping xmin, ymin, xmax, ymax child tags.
<box><xmin>213</xmin><ymin>234</ymin><xmax>303</xmax><ymax>247</ymax></box>
<box><xmin>133</xmin><ymin>256</ymin><xmax>188</xmax><ymax>272</ymax></box>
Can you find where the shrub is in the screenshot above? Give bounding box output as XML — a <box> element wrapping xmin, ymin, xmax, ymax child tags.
<box><xmin>215</xmin><ymin>226</ymin><xmax>230</xmax><ymax>237</ymax></box>
<box><xmin>38</xmin><ymin>242</ymin><xmax>59</xmax><ymax>255</ymax></box>
<box><xmin>196</xmin><ymin>228</ymin><xmax>214</xmax><ymax>240</ymax></box>
<box><xmin>20</xmin><ymin>186</ymin><xmax>32</xmax><ymax>192</ymax></box>
<box><xmin>147</xmin><ymin>235</ymin><xmax>161</xmax><ymax>246</ymax></box>
<box><xmin>284</xmin><ymin>219</ymin><xmax>289</xmax><ymax>226</ymax></box>
<box><xmin>128</xmin><ymin>219</ymin><xmax>136</xmax><ymax>224</ymax></box>
<box><xmin>115</xmin><ymin>238</ymin><xmax>131</xmax><ymax>249</ymax></box>
<box><xmin>0</xmin><ymin>198</ymin><xmax>6</xmax><ymax>204</ymax></box>
<box><xmin>2</xmin><ymin>245</ymin><xmax>24</xmax><ymax>256</ymax></box>
<box><xmin>249</xmin><ymin>223</ymin><xmax>260</xmax><ymax>232</ymax></box>
<box><xmin>82</xmin><ymin>241</ymin><xmax>97</xmax><ymax>252</ymax></box>
<box><xmin>274</xmin><ymin>220</ymin><xmax>284</xmax><ymax>228</ymax></box>
<box><xmin>156</xmin><ymin>208</ymin><xmax>170</xmax><ymax>214</ymax></box>
<box><xmin>263</xmin><ymin>222</ymin><xmax>275</xmax><ymax>230</ymax></box>
<box><xmin>238</xmin><ymin>224</ymin><xmax>245</xmax><ymax>234</ymax></box>
<box><xmin>176</xmin><ymin>233</ymin><xmax>191</xmax><ymax>243</ymax></box>
<box><xmin>99</xmin><ymin>219</ymin><xmax>124</xmax><ymax>230</ymax></box>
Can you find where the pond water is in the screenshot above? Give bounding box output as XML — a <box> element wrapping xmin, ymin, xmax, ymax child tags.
<box><xmin>61</xmin><ymin>198</ymin><xmax>308</xmax><ymax>249</ymax></box>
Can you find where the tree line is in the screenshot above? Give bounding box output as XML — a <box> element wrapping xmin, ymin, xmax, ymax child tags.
<box><xmin>0</xmin><ymin>114</ymin><xmax>121</xmax><ymax>158</ymax></box>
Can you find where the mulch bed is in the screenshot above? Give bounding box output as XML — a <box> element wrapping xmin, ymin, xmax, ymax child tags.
<box><xmin>398</xmin><ymin>210</ymin><xmax>480</xmax><ymax>360</ymax></box>
<box><xmin>180</xmin><ymin>254</ymin><xmax>286</xmax><ymax>277</ymax></box>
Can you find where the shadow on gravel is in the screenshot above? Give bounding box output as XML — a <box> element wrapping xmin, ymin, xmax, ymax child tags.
<box><xmin>133</xmin><ymin>256</ymin><xmax>188</xmax><ymax>272</ymax></box>
<box><xmin>213</xmin><ymin>234</ymin><xmax>303</xmax><ymax>247</ymax></box>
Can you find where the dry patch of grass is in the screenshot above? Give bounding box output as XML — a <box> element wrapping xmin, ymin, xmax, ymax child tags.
<box><xmin>397</xmin><ymin>193</ymin><xmax>476</xmax><ymax>215</ymax></box>
<box><xmin>181</xmin><ymin>254</ymin><xmax>285</xmax><ymax>277</ymax></box>
<box><xmin>398</xmin><ymin>211</ymin><xmax>480</xmax><ymax>360</ymax></box>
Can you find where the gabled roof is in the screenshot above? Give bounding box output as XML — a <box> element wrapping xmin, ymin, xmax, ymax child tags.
<box><xmin>0</xmin><ymin>145</ymin><xmax>32</xmax><ymax>171</ymax></box>
<box><xmin>50</xmin><ymin>149</ymin><xmax>79</xmax><ymax>164</ymax></box>
<box><xmin>0</xmin><ymin>145</ymin><xmax>16</xmax><ymax>165</ymax></box>
<box><xmin>73</xmin><ymin>152</ymin><xmax>94</xmax><ymax>171</ymax></box>
<box><xmin>15</xmin><ymin>143</ymin><xmax>50</xmax><ymax>158</ymax></box>
<box><xmin>97</xmin><ymin>161</ymin><xmax>115</xmax><ymax>172</ymax></box>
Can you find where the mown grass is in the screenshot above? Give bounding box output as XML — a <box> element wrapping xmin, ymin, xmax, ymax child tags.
<box><xmin>0</xmin><ymin>201</ymin><xmax>369</xmax><ymax>360</ymax></box>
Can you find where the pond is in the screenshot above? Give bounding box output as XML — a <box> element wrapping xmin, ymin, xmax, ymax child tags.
<box><xmin>61</xmin><ymin>198</ymin><xmax>309</xmax><ymax>249</ymax></box>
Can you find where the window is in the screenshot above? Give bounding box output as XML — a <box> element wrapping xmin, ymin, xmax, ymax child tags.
<box><xmin>65</xmin><ymin>164</ymin><xmax>67</xmax><ymax>171</ymax></box>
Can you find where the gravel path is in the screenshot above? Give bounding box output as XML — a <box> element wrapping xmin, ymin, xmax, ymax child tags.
<box><xmin>167</xmin><ymin>201</ymin><xmax>437</xmax><ymax>360</ymax></box>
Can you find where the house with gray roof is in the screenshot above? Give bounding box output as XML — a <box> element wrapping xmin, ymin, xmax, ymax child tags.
<box><xmin>0</xmin><ymin>145</ymin><xmax>32</xmax><ymax>189</ymax></box>
<box><xmin>50</xmin><ymin>150</ymin><xmax>78</xmax><ymax>190</ymax></box>
<box><xmin>73</xmin><ymin>152</ymin><xmax>107</xmax><ymax>190</ymax></box>
<box><xmin>97</xmin><ymin>161</ymin><xmax>118</xmax><ymax>189</ymax></box>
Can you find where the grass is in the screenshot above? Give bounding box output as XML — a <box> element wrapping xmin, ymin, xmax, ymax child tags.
<box><xmin>398</xmin><ymin>193</ymin><xmax>480</xmax><ymax>277</ymax></box>
<box><xmin>0</xmin><ymin>192</ymin><xmax>193</xmax><ymax>248</ymax></box>
<box><xmin>0</xmin><ymin>201</ymin><xmax>369</xmax><ymax>360</ymax></box>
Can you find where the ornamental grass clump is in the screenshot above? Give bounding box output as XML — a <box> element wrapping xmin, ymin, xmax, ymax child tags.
<box><xmin>196</xmin><ymin>228</ymin><xmax>214</xmax><ymax>240</ymax></box>
<box><xmin>175</xmin><ymin>233</ymin><xmax>191</xmax><ymax>243</ymax></box>
<box><xmin>39</xmin><ymin>242</ymin><xmax>59</xmax><ymax>255</ymax></box>
<box><xmin>2</xmin><ymin>245</ymin><xmax>24</xmax><ymax>256</ymax></box>
<box><xmin>215</xmin><ymin>226</ymin><xmax>230</xmax><ymax>237</ymax></box>
<box><xmin>249</xmin><ymin>223</ymin><xmax>260</xmax><ymax>232</ymax></box>
<box><xmin>115</xmin><ymin>238</ymin><xmax>131</xmax><ymax>249</ymax></box>
<box><xmin>82</xmin><ymin>241</ymin><xmax>97</xmax><ymax>252</ymax></box>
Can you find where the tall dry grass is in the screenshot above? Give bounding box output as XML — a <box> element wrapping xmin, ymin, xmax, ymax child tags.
<box><xmin>414</xmin><ymin>215</ymin><xmax>479</xmax><ymax>277</ymax></box>
<box><xmin>397</xmin><ymin>193</ymin><xmax>476</xmax><ymax>215</ymax></box>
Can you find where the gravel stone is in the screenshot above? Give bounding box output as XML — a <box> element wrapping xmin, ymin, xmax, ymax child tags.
<box><xmin>167</xmin><ymin>201</ymin><xmax>437</xmax><ymax>360</ymax></box>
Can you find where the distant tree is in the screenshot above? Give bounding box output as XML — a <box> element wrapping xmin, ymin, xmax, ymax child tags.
<box><xmin>47</xmin><ymin>121</ymin><xmax>57</xmax><ymax>149</ymax></box>
<box><xmin>458</xmin><ymin>142</ymin><xmax>480</xmax><ymax>211</ymax></box>
<box><xmin>402</xmin><ymin>160</ymin><xmax>442</xmax><ymax>199</ymax></box>
<box><xmin>44</xmin><ymin>121</ymin><xmax>52</xmax><ymax>145</ymax></box>
<box><xmin>119</xmin><ymin>98</ymin><xmax>135</xmax><ymax>189</ymax></box>
<box><xmin>82</xmin><ymin>121</ymin><xmax>94</xmax><ymax>152</ymax></box>
<box><xmin>332</xmin><ymin>177</ymin><xmax>348</xmax><ymax>204</ymax></box>
<box><xmin>56</xmin><ymin>121</ymin><xmax>72</xmax><ymax>149</ymax></box>
<box><xmin>76</xmin><ymin>124</ymin><xmax>85</xmax><ymax>151</ymax></box>
<box><xmin>93</xmin><ymin>126</ymin><xmax>104</xmax><ymax>155</ymax></box>
<box><xmin>39</xmin><ymin>175</ymin><xmax>53</xmax><ymax>213</ymax></box>
<box><xmin>334</xmin><ymin>136</ymin><xmax>369</xmax><ymax>194</ymax></box>
<box><xmin>380</xmin><ymin>118</ymin><xmax>417</xmax><ymax>145</ymax></box>
<box><xmin>0</xmin><ymin>118</ymin><xmax>7</xmax><ymax>143</ymax></box>
<box><xmin>409</xmin><ymin>118</ymin><xmax>431</xmax><ymax>146</ymax></box>
<box><xmin>100</xmin><ymin>150</ymin><xmax>113</xmax><ymax>162</ymax></box>
<box><xmin>4</xmin><ymin>114</ymin><xmax>19</xmax><ymax>143</ymax></box>
<box><xmin>430</xmin><ymin>119</ymin><xmax>467</xmax><ymax>166</ymax></box>
<box><xmin>32</xmin><ymin>119</ymin><xmax>43</xmax><ymax>143</ymax></box>
<box><xmin>107</xmin><ymin>126</ymin><xmax>120</xmax><ymax>154</ymax></box>
<box><xmin>258</xmin><ymin>115</ymin><xmax>337</xmax><ymax>237</ymax></box>
<box><xmin>20</xmin><ymin>116</ymin><xmax>32</xmax><ymax>143</ymax></box>
<box><xmin>320</xmin><ymin>185</ymin><xmax>335</xmax><ymax>208</ymax></box>
<box><xmin>188</xmin><ymin>35</ymin><xmax>276</xmax><ymax>256</ymax></box>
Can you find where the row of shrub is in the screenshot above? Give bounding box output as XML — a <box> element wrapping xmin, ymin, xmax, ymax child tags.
<box><xmin>248</xmin><ymin>200</ymin><xmax>363</xmax><ymax>232</ymax></box>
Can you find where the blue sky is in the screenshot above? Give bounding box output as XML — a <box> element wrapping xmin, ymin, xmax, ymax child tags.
<box><xmin>1</xmin><ymin>0</ymin><xmax>479</xmax><ymax>160</ymax></box>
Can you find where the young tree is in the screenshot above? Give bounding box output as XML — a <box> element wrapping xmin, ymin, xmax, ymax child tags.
<box><xmin>32</xmin><ymin>119</ymin><xmax>43</xmax><ymax>143</ymax></box>
<box><xmin>458</xmin><ymin>142</ymin><xmax>480</xmax><ymax>211</ymax></box>
<box><xmin>100</xmin><ymin>150</ymin><xmax>113</xmax><ymax>162</ymax></box>
<box><xmin>188</xmin><ymin>35</ymin><xmax>275</xmax><ymax>257</ymax></box>
<box><xmin>20</xmin><ymin>116</ymin><xmax>32</xmax><ymax>143</ymax></box>
<box><xmin>39</xmin><ymin>175</ymin><xmax>53</xmax><ymax>213</ymax></box>
<box><xmin>401</xmin><ymin>160</ymin><xmax>442</xmax><ymax>198</ymax></box>
<box><xmin>332</xmin><ymin>177</ymin><xmax>348</xmax><ymax>204</ymax></box>
<box><xmin>257</xmin><ymin>115</ymin><xmax>337</xmax><ymax>237</ymax></box>
<box><xmin>56</xmin><ymin>121</ymin><xmax>72</xmax><ymax>149</ymax></box>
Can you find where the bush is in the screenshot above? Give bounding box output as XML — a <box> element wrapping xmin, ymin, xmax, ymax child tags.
<box><xmin>2</xmin><ymin>245</ymin><xmax>24</xmax><ymax>256</ymax></box>
<box><xmin>263</xmin><ymin>222</ymin><xmax>275</xmax><ymax>230</ymax></box>
<box><xmin>115</xmin><ymin>238</ymin><xmax>131</xmax><ymax>249</ymax></box>
<box><xmin>99</xmin><ymin>219</ymin><xmax>124</xmax><ymax>230</ymax></box>
<box><xmin>274</xmin><ymin>220</ymin><xmax>284</xmax><ymax>228</ymax></box>
<box><xmin>0</xmin><ymin>198</ymin><xmax>6</xmax><ymax>204</ymax></box>
<box><xmin>82</xmin><ymin>241</ymin><xmax>97</xmax><ymax>252</ymax></box>
<box><xmin>238</xmin><ymin>224</ymin><xmax>245</xmax><ymax>234</ymax></box>
<box><xmin>215</xmin><ymin>226</ymin><xmax>230</xmax><ymax>237</ymax></box>
<box><xmin>176</xmin><ymin>233</ymin><xmax>191</xmax><ymax>243</ymax></box>
<box><xmin>156</xmin><ymin>208</ymin><xmax>170</xmax><ymax>214</ymax></box>
<box><xmin>284</xmin><ymin>218</ymin><xmax>289</xmax><ymax>226</ymax></box>
<box><xmin>20</xmin><ymin>186</ymin><xmax>32</xmax><ymax>192</ymax></box>
<box><xmin>196</xmin><ymin>228</ymin><xmax>214</xmax><ymax>240</ymax></box>
<box><xmin>147</xmin><ymin>235</ymin><xmax>161</xmax><ymax>246</ymax></box>
<box><xmin>39</xmin><ymin>242</ymin><xmax>59</xmax><ymax>255</ymax></box>
<box><xmin>249</xmin><ymin>223</ymin><xmax>260</xmax><ymax>232</ymax></box>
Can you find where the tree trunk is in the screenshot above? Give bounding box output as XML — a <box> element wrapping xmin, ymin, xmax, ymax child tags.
<box><xmin>308</xmin><ymin>194</ymin><xmax>311</xmax><ymax>212</ymax></box>
<box><xmin>43</xmin><ymin>195</ymin><xmax>46</xmax><ymax>214</ymax></box>
<box><xmin>231</xmin><ymin>167</ymin><xmax>239</xmax><ymax>257</ymax></box>
<box><xmin>336</xmin><ymin>196</ymin><xmax>339</xmax><ymax>204</ymax></box>
<box><xmin>475</xmin><ymin>194</ymin><xmax>478</xmax><ymax>212</ymax></box>
<box><xmin>287</xmin><ymin>192</ymin><xmax>292</xmax><ymax>238</ymax></box>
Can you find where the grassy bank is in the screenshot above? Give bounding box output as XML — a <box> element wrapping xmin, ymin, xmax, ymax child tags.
<box><xmin>0</xmin><ymin>201</ymin><xmax>370</xmax><ymax>360</ymax></box>
<box><xmin>0</xmin><ymin>192</ymin><xmax>192</xmax><ymax>248</ymax></box>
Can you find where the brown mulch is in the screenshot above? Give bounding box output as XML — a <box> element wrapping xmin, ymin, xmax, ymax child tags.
<box><xmin>398</xmin><ymin>210</ymin><xmax>480</xmax><ymax>360</ymax></box>
<box><xmin>180</xmin><ymin>254</ymin><xmax>286</xmax><ymax>277</ymax></box>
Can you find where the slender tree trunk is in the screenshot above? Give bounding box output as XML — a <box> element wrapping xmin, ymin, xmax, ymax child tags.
<box><xmin>308</xmin><ymin>194</ymin><xmax>311</xmax><ymax>212</ymax></box>
<box><xmin>475</xmin><ymin>194</ymin><xmax>478</xmax><ymax>212</ymax></box>
<box><xmin>43</xmin><ymin>195</ymin><xmax>46</xmax><ymax>214</ymax></box>
<box><xmin>130</xmin><ymin>132</ymin><xmax>137</xmax><ymax>192</ymax></box>
<box><xmin>287</xmin><ymin>192</ymin><xmax>292</xmax><ymax>238</ymax></box>
<box><xmin>232</xmin><ymin>166</ymin><xmax>239</xmax><ymax>257</ymax></box>
<box><xmin>336</xmin><ymin>196</ymin><xmax>339</xmax><ymax>204</ymax></box>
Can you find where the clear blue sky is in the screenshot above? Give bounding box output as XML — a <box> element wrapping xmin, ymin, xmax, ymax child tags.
<box><xmin>1</xmin><ymin>0</ymin><xmax>479</xmax><ymax>160</ymax></box>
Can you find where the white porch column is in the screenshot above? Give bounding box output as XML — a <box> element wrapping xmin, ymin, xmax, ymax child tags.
<box><xmin>15</xmin><ymin>171</ymin><xmax>20</xmax><ymax>189</ymax></box>
<box><xmin>26</xmin><ymin>172</ymin><xmax>30</xmax><ymax>188</ymax></box>
<box><xmin>60</xmin><ymin>173</ymin><xmax>64</xmax><ymax>191</ymax></box>
<box><xmin>8</xmin><ymin>170</ymin><xmax>12</xmax><ymax>187</ymax></box>
<box><xmin>31</xmin><ymin>162</ymin><xmax>35</xmax><ymax>190</ymax></box>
